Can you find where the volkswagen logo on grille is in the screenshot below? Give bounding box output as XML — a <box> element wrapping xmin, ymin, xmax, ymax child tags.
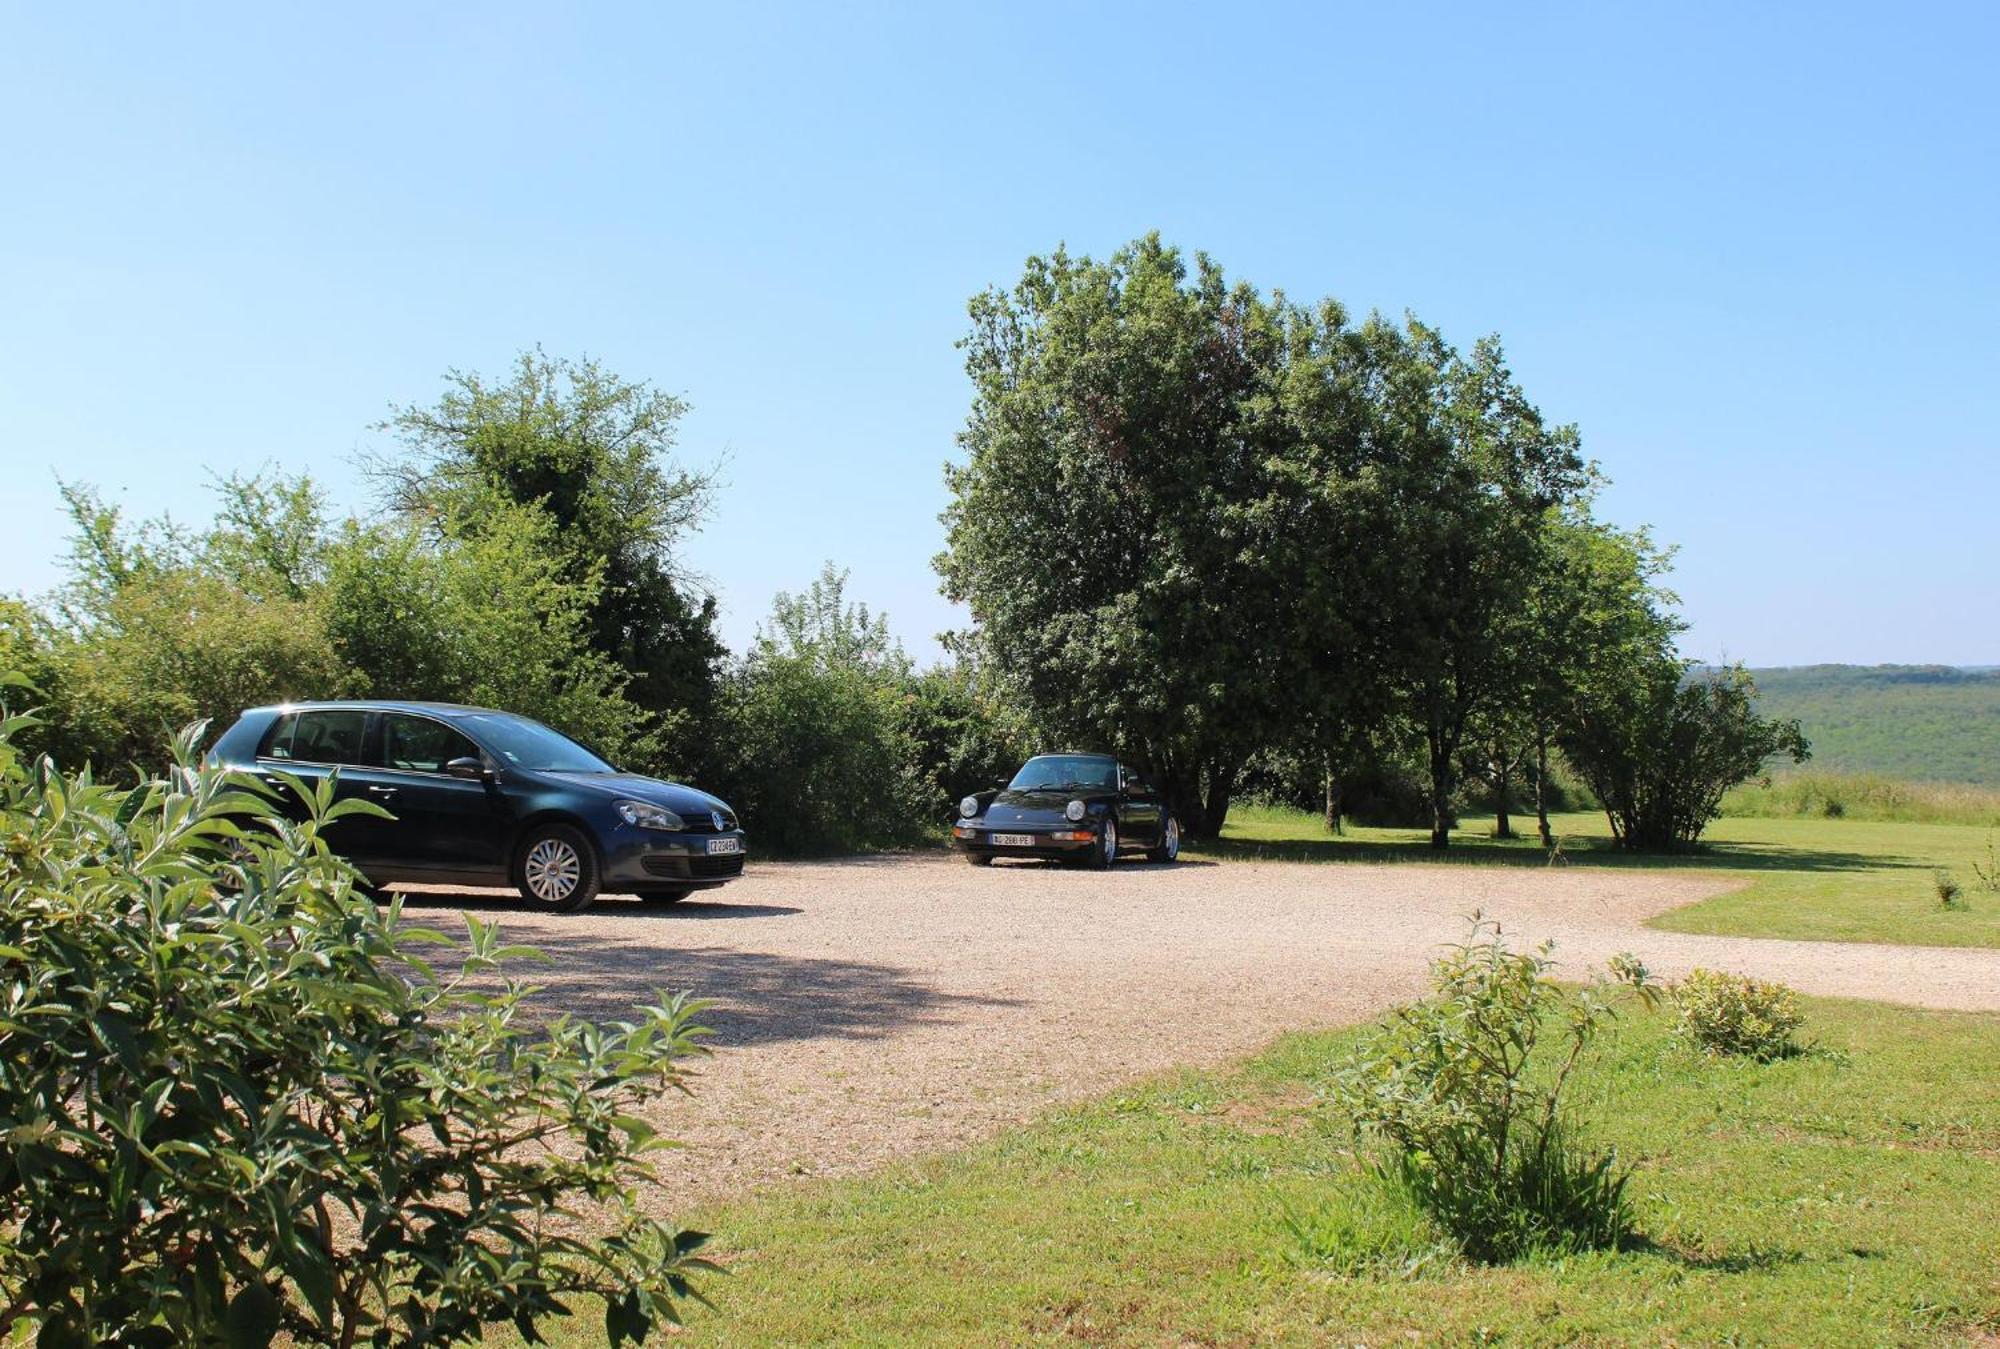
<box><xmin>711</xmin><ymin>810</ymin><xmax>726</xmax><ymax>832</ymax></box>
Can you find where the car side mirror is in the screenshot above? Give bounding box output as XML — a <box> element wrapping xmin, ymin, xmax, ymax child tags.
<box><xmin>445</xmin><ymin>756</ymin><xmax>489</xmax><ymax>781</ymax></box>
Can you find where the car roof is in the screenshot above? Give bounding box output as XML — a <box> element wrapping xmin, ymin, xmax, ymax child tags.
<box><xmin>1030</xmin><ymin>751</ymin><xmax>1116</xmax><ymax>761</ymax></box>
<box><xmin>245</xmin><ymin>699</ymin><xmax>508</xmax><ymax>720</ymax></box>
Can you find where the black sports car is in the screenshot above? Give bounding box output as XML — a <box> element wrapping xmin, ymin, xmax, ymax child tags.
<box><xmin>950</xmin><ymin>752</ymin><xmax>1180</xmax><ymax>867</ymax></box>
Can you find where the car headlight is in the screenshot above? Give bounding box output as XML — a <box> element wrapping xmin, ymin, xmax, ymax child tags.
<box><xmin>1065</xmin><ymin>798</ymin><xmax>1086</xmax><ymax>822</ymax></box>
<box><xmin>617</xmin><ymin>800</ymin><xmax>686</xmax><ymax>831</ymax></box>
<box><xmin>959</xmin><ymin>795</ymin><xmax>980</xmax><ymax>819</ymax></box>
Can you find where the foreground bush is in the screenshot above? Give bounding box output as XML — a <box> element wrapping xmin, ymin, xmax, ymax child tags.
<box><xmin>1334</xmin><ymin>918</ymin><xmax>1654</xmax><ymax>1262</ymax></box>
<box><xmin>1672</xmin><ymin>968</ymin><xmax>1805</xmax><ymax>1060</ymax></box>
<box><xmin>0</xmin><ymin>712</ymin><xmax>712</xmax><ymax>1345</ymax></box>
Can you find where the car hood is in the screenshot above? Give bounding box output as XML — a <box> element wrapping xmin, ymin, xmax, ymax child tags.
<box><xmin>544</xmin><ymin>771</ymin><xmax>735</xmax><ymax>821</ymax></box>
<box><xmin>982</xmin><ymin>788</ymin><xmax>1112</xmax><ymax>826</ymax></box>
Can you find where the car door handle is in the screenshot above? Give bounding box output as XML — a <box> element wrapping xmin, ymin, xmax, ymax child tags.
<box><xmin>367</xmin><ymin>785</ymin><xmax>399</xmax><ymax>798</ymax></box>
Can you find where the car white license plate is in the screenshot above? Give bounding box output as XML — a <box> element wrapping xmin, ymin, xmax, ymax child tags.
<box><xmin>990</xmin><ymin>833</ymin><xmax>1036</xmax><ymax>848</ymax></box>
<box><xmin>705</xmin><ymin>837</ymin><xmax>744</xmax><ymax>855</ymax></box>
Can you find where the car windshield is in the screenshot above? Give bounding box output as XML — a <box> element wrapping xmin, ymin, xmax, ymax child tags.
<box><xmin>458</xmin><ymin>713</ymin><xmax>616</xmax><ymax>774</ymax></box>
<box><xmin>1008</xmin><ymin>755</ymin><xmax>1117</xmax><ymax>792</ymax></box>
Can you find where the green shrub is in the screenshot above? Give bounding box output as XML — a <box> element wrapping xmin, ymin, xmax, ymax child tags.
<box><xmin>1562</xmin><ymin>662</ymin><xmax>1810</xmax><ymax>851</ymax></box>
<box><xmin>1934</xmin><ymin>870</ymin><xmax>1968</xmax><ymax>911</ymax></box>
<box><xmin>1672</xmin><ymin>968</ymin><xmax>1805</xmax><ymax>1060</ymax></box>
<box><xmin>1333</xmin><ymin>919</ymin><xmax>1655</xmax><ymax>1262</ymax></box>
<box><xmin>0</xmin><ymin>712</ymin><xmax>714</xmax><ymax>1345</ymax></box>
<box><xmin>710</xmin><ymin>566</ymin><xmax>936</xmax><ymax>854</ymax></box>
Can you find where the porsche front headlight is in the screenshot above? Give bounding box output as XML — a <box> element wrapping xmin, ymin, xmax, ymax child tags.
<box><xmin>1065</xmin><ymin>798</ymin><xmax>1086</xmax><ymax>822</ymax></box>
<box><xmin>617</xmin><ymin>800</ymin><xmax>686</xmax><ymax>831</ymax></box>
<box><xmin>959</xmin><ymin>795</ymin><xmax>980</xmax><ymax>819</ymax></box>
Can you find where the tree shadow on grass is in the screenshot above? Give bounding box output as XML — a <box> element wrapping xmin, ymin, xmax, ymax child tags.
<box><xmin>464</xmin><ymin>930</ymin><xmax>1025</xmax><ymax>1047</ymax></box>
<box><xmin>1191</xmin><ymin>833</ymin><xmax>1918</xmax><ymax>877</ymax></box>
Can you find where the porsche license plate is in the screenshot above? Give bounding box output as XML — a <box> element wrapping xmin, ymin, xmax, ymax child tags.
<box><xmin>705</xmin><ymin>837</ymin><xmax>744</xmax><ymax>855</ymax></box>
<box><xmin>990</xmin><ymin>833</ymin><xmax>1036</xmax><ymax>848</ymax></box>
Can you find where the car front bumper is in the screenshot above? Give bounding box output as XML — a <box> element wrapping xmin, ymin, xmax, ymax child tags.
<box><xmin>950</xmin><ymin>823</ymin><xmax>1100</xmax><ymax>861</ymax></box>
<box><xmin>602</xmin><ymin>829</ymin><xmax>750</xmax><ymax>889</ymax></box>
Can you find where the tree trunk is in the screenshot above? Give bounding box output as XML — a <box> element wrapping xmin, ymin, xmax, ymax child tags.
<box><xmin>1428</xmin><ymin>760</ymin><xmax>1452</xmax><ymax>851</ymax></box>
<box><xmin>1534</xmin><ymin>731</ymin><xmax>1553</xmax><ymax>848</ymax></box>
<box><xmin>1199</xmin><ymin>759</ymin><xmax>1239</xmax><ymax>841</ymax></box>
<box><xmin>1491</xmin><ymin>755</ymin><xmax>1515</xmax><ymax>839</ymax></box>
<box><xmin>1323</xmin><ymin>759</ymin><xmax>1343</xmax><ymax>835</ymax></box>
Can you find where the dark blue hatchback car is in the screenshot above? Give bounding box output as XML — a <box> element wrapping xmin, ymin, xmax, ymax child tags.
<box><xmin>208</xmin><ymin>700</ymin><xmax>747</xmax><ymax>911</ymax></box>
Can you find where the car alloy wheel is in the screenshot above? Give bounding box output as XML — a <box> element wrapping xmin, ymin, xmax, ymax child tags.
<box><xmin>1087</xmin><ymin>818</ymin><xmax>1118</xmax><ymax>870</ymax></box>
<box><xmin>524</xmin><ymin>837</ymin><xmax>581</xmax><ymax>904</ymax></box>
<box><xmin>514</xmin><ymin>823</ymin><xmax>601</xmax><ymax>912</ymax></box>
<box><xmin>1160</xmin><ymin>815</ymin><xmax>1179</xmax><ymax>861</ymax></box>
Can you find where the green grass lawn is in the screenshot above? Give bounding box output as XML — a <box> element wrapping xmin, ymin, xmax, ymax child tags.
<box><xmin>626</xmin><ymin>995</ymin><xmax>2000</xmax><ymax>1345</ymax></box>
<box><xmin>1198</xmin><ymin>802</ymin><xmax>2000</xmax><ymax>950</ymax></box>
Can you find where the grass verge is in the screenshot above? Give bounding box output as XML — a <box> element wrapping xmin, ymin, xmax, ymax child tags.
<box><xmin>603</xmin><ymin>995</ymin><xmax>2000</xmax><ymax>1345</ymax></box>
<box><xmin>1198</xmin><ymin>803</ymin><xmax>2000</xmax><ymax>950</ymax></box>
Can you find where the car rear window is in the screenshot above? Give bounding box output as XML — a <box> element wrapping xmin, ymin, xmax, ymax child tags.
<box><xmin>261</xmin><ymin>709</ymin><xmax>370</xmax><ymax>766</ymax></box>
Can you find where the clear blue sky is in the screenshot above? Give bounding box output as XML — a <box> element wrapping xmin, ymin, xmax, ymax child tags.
<box><xmin>3</xmin><ymin>2</ymin><xmax>1995</xmax><ymax>665</ymax></box>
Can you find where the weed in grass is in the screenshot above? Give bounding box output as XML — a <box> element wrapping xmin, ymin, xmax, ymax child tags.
<box><xmin>1277</xmin><ymin>1183</ymin><xmax>1451</xmax><ymax>1278</ymax></box>
<box><xmin>1935</xmin><ymin>870</ymin><xmax>1968</xmax><ymax>911</ymax></box>
<box><xmin>1973</xmin><ymin>832</ymin><xmax>2000</xmax><ymax>894</ymax></box>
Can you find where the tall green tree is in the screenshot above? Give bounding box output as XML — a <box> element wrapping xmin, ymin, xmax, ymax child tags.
<box><xmin>377</xmin><ymin>350</ymin><xmax>723</xmax><ymax>767</ymax></box>
<box><xmin>939</xmin><ymin>236</ymin><xmax>1360</xmax><ymax>838</ymax></box>
<box><xmin>1364</xmin><ymin>321</ymin><xmax>1590</xmax><ymax>849</ymax></box>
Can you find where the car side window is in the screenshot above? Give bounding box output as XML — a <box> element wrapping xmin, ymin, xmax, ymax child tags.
<box><xmin>258</xmin><ymin>712</ymin><xmax>299</xmax><ymax>760</ymax></box>
<box><xmin>1120</xmin><ymin>765</ymin><xmax>1153</xmax><ymax>795</ymax></box>
<box><xmin>381</xmin><ymin>713</ymin><xmax>482</xmax><ymax>775</ymax></box>
<box><xmin>274</xmin><ymin>710</ymin><xmax>370</xmax><ymax>766</ymax></box>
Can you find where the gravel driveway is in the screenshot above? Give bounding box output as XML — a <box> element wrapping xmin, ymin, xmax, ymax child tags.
<box><xmin>408</xmin><ymin>853</ymin><xmax>2000</xmax><ymax>1206</ymax></box>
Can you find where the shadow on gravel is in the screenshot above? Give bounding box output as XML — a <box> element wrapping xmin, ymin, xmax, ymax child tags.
<box><xmin>485</xmin><ymin>930</ymin><xmax>1025</xmax><ymax>1046</ymax></box>
<box><xmin>391</xmin><ymin>889</ymin><xmax>804</xmax><ymax>920</ymax></box>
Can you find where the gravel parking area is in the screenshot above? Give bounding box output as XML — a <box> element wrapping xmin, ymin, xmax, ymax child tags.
<box><xmin>406</xmin><ymin>853</ymin><xmax>2000</xmax><ymax>1206</ymax></box>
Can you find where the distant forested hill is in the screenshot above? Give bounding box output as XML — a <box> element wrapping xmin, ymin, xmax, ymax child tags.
<box><xmin>1746</xmin><ymin>665</ymin><xmax>2000</xmax><ymax>785</ymax></box>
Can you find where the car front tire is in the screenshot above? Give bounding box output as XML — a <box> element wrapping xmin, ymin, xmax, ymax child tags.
<box><xmin>514</xmin><ymin>823</ymin><xmax>600</xmax><ymax>913</ymax></box>
<box><xmin>1085</xmin><ymin>818</ymin><xmax>1118</xmax><ymax>870</ymax></box>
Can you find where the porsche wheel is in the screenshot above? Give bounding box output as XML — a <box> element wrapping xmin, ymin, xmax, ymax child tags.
<box><xmin>1147</xmin><ymin>814</ymin><xmax>1180</xmax><ymax>863</ymax></box>
<box><xmin>1086</xmin><ymin>818</ymin><xmax>1118</xmax><ymax>870</ymax></box>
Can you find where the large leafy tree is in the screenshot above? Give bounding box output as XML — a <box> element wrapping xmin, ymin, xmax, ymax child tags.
<box><xmin>377</xmin><ymin>350</ymin><xmax>723</xmax><ymax>769</ymax></box>
<box><xmin>1517</xmin><ymin>515</ymin><xmax>1683</xmax><ymax>844</ymax></box>
<box><xmin>1363</xmin><ymin>321</ymin><xmax>1590</xmax><ymax>849</ymax></box>
<box><xmin>938</xmin><ymin>236</ymin><xmax>1360</xmax><ymax>838</ymax></box>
